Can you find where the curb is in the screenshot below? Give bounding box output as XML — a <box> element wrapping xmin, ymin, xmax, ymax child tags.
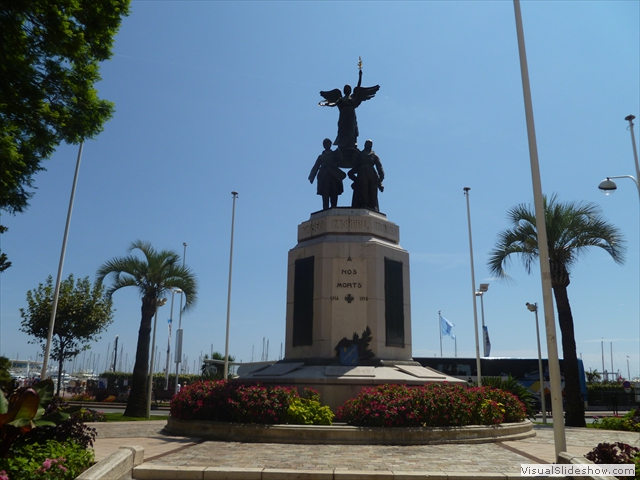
<box><xmin>557</xmin><ymin>452</ymin><xmax>619</xmax><ymax>480</ymax></box>
<box><xmin>164</xmin><ymin>418</ymin><xmax>535</xmax><ymax>445</ymax></box>
<box><xmin>131</xmin><ymin>465</ymin><xmax>554</xmax><ymax>480</ymax></box>
<box><xmin>77</xmin><ymin>445</ymin><xmax>144</xmax><ymax>480</ymax></box>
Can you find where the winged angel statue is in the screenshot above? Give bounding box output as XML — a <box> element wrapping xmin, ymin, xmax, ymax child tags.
<box><xmin>319</xmin><ymin>58</ymin><xmax>380</xmax><ymax>150</ymax></box>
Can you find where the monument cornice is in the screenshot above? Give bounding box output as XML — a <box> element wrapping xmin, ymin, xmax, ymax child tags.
<box><xmin>298</xmin><ymin>208</ymin><xmax>400</xmax><ymax>244</ymax></box>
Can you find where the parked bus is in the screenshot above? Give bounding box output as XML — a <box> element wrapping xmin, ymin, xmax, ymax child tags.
<box><xmin>413</xmin><ymin>356</ymin><xmax>587</xmax><ymax>409</ymax></box>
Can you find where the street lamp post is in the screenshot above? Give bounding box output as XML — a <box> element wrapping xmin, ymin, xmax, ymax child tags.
<box><xmin>526</xmin><ymin>302</ymin><xmax>547</xmax><ymax>424</ymax></box>
<box><xmin>598</xmin><ymin>175</ymin><xmax>639</xmax><ymax>197</ymax></box>
<box><xmin>475</xmin><ymin>283</ymin><xmax>489</xmax><ymax>357</ymax></box>
<box><xmin>164</xmin><ymin>288</ymin><xmax>182</xmax><ymax>390</ymax></box>
<box><xmin>174</xmin><ymin>242</ymin><xmax>187</xmax><ymax>395</ymax></box>
<box><xmin>147</xmin><ymin>297</ymin><xmax>167</xmax><ymax>419</ymax></box>
<box><xmin>598</xmin><ymin>114</ymin><xmax>640</xmax><ymax>386</ymax></box>
<box><xmin>224</xmin><ymin>192</ymin><xmax>239</xmax><ymax>379</ymax></box>
<box><xmin>513</xmin><ymin>0</ymin><xmax>566</xmax><ymax>455</ymax></box>
<box><xmin>599</xmin><ymin>115</ymin><xmax>640</xmax><ymax>199</ymax></box>
<box><xmin>463</xmin><ymin>187</ymin><xmax>482</xmax><ymax>386</ymax></box>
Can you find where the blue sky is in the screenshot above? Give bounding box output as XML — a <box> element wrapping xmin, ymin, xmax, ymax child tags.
<box><xmin>1</xmin><ymin>1</ymin><xmax>639</xmax><ymax>380</ymax></box>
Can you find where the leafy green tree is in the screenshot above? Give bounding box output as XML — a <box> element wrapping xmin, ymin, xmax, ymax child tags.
<box><xmin>0</xmin><ymin>0</ymin><xmax>130</xmax><ymax>267</ymax></box>
<box><xmin>0</xmin><ymin>356</ymin><xmax>14</xmax><ymax>395</ymax></box>
<box><xmin>0</xmin><ymin>0</ymin><xmax>130</xmax><ymax>214</ymax></box>
<box><xmin>0</xmin><ymin>226</ymin><xmax>10</xmax><ymax>273</ymax></box>
<box><xmin>19</xmin><ymin>275</ymin><xmax>114</xmax><ymax>395</ymax></box>
<box><xmin>488</xmin><ymin>194</ymin><xmax>625</xmax><ymax>427</ymax></box>
<box><xmin>97</xmin><ymin>240</ymin><xmax>198</xmax><ymax>418</ymax></box>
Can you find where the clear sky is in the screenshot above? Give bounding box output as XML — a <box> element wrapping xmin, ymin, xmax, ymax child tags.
<box><xmin>1</xmin><ymin>1</ymin><xmax>638</xmax><ymax>381</ymax></box>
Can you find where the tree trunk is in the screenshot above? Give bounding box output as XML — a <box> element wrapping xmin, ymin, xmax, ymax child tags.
<box><xmin>124</xmin><ymin>295</ymin><xmax>155</xmax><ymax>417</ymax></box>
<box><xmin>552</xmin><ymin>283</ymin><xmax>586</xmax><ymax>427</ymax></box>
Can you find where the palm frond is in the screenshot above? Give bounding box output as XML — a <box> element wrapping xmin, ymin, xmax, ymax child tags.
<box><xmin>97</xmin><ymin>240</ymin><xmax>198</xmax><ymax>304</ymax></box>
<box><xmin>488</xmin><ymin>194</ymin><xmax>625</xmax><ymax>280</ymax></box>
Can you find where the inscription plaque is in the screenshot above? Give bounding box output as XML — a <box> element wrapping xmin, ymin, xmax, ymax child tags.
<box><xmin>255</xmin><ymin>363</ymin><xmax>305</xmax><ymax>376</ymax></box>
<box><xmin>293</xmin><ymin>256</ymin><xmax>314</xmax><ymax>346</ymax></box>
<box><xmin>325</xmin><ymin>366</ymin><xmax>376</xmax><ymax>377</ymax></box>
<box><xmin>384</xmin><ymin>258</ymin><xmax>405</xmax><ymax>347</ymax></box>
<box><xmin>395</xmin><ymin>365</ymin><xmax>446</xmax><ymax>379</ymax></box>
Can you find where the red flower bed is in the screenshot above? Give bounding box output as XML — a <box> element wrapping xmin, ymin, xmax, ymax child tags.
<box><xmin>170</xmin><ymin>381</ymin><xmax>298</xmax><ymax>424</ymax></box>
<box><xmin>336</xmin><ymin>383</ymin><xmax>526</xmax><ymax>427</ymax></box>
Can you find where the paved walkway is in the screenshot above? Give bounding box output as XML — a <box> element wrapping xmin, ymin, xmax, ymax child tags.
<box><xmin>88</xmin><ymin>421</ymin><xmax>640</xmax><ymax>476</ymax></box>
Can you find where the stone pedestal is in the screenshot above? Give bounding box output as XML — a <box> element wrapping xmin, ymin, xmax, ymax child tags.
<box><xmin>285</xmin><ymin>208</ymin><xmax>411</xmax><ymax>361</ymax></box>
<box><xmin>238</xmin><ymin>208</ymin><xmax>464</xmax><ymax>410</ymax></box>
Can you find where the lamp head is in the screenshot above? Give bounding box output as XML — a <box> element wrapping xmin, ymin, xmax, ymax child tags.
<box><xmin>478</xmin><ymin>283</ymin><xmax>489</xmax><ymax>293</ymax></box>
<box><xmin>173</xmin><ymin>288</ymin><xmax>183</xmax><ymax>294</ymax></box>
<box><xmin>526</xmin><ymin>302</ymin><xmax>537</xmax><ymax>312</ymax></box>
<box><xmin>157</xmin><ymin>298</ymin><xmax>168</xmax><ymax>307</ymax></box>
<box><xmin>598</xmin><ymin>178</ymin><xmax>617</xmax><ymax>195</ymax></box>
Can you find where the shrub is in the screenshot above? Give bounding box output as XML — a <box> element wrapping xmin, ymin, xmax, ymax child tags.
<box><xmin>0</xmin><ymin>439</ymin><xmax>93</xmax><ymax>480</ymax></box>
<box><xmin>170</xmin><ymin>381</ymin><xmax>302</xmax><ymax>424</ymax></box>
<box><xmin>479</xmin><ymin>375</ymin><xmax>536</xmax><ymax>419</ymax></box>
<box><xmin>0</xmin><ymin>380</ymin><xmax>81</xmax><ymax>458</ymax></box>
<box><xmin>14</xmin><ymin>414</ymin><xmax>97</xmax><ymax>450</ymax></box>
<box><xmin>102</xmin><ymin>395</ymin><xmax>116</xmax><ymax>403</ymax></box>
<box><xmin>337</xmin><ymin>383</ymin><xmax>526</xmax><ymax>427</ymax></box>
<box><xmin>115</xmin><ymin>394</ymin><xmax>129</xmax><ymax>403</ymax></box>
<box><xmin>481</xmin><ymin>387</ymin><xmax>528</xmax><ymax>423</ymax></box>
<box><xmin>73</xmin><ymin>408</ymin><xmax>106</xmax><ymax>423</ymax></box>
<box><xmin>585</xmin><ymin>441</ymin><xmax>639</xmax><ymax>465</ymax></box>
<box><xmin>592</xmin><ymin>410</ymin><xmax>640</xmax><ymax>433</ymax></box>
<box><xmin>68</xmin><ymin>393</ymin><xmax>95</xmax><ymax>402</ymax></box>
<box><xmin>13</xmin><ymin>397</ymin><xmax>98</xmax><ymax>450</ymax></box>
<box><xmin>288</xmin><ymin>398</ymin><xmax>334</xmax><ymax>425</ymax></box>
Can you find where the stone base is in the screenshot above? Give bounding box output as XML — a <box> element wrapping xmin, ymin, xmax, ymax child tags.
<box><xmin>237</xmin><ymin>362</ymin><xmax>465</xmax><ymax>411</ymax></box>
<box><xmin>164</xmin><ymin>417</ymin><xmax>535</xmax><ymax>445</ymax></box>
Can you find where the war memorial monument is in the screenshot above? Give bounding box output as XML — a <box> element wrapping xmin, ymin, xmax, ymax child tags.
<box><xmin>239</xmin><ymin>59</ymin><xmax>462</xmax><ymax>410</ymax></box>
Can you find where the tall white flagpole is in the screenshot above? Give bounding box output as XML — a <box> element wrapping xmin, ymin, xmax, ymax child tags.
<box><xmin>41</xmin><ymin>142</ymin><xmax>84</xmax><ymax>380</ymax></box>
<box><xmin>439</xmin><ymin>311</ymin><xmax>443</xmax><ymax>357</ymax></box>
<box><xmin>463</xmin><ymin>187</ymin><xmax>482</xmax><ymax>386</ymax></box>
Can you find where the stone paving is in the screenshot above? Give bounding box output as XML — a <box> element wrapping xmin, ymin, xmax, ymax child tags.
<box><xmin>89</xmin><ymin>421</ymin><xmax>640</xmax><ymax>475</ymax></box>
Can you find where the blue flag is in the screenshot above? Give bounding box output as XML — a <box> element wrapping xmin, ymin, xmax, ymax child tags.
<box><xmin>440</xmin><ymin>315</ymin><xmax>455</xmax><ymax>340</ymax></box>
<box><xmin>483</xmin><ymin>325</ymin><xmax>491</xmax><ymax>357</ymax></box>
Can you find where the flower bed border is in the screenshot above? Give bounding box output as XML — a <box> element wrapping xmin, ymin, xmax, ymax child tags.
<box><xmin>164</xmin><ymin>417</ymin><xmax>534</xmax><ymax>445</ymax></box>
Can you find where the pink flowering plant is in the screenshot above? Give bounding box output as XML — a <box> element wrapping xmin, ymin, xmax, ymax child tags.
<box><xmin>0</xmin><ymin>439</ymin><xmax>92</xmax><ymax>480</ymax></box>
<box><xmin>32</xmin><ymin>457</ymin><xmax>68</xmax><ymax>479</ymax></box>
<box><xmin>336</xmin><ymin>383</ymin><xmax>526</xmax><ymax>427</ymax></box>
<box><xmin>170</xmin><ymin>380</ymin><xmax>302</xmax><ymax>424</ymax></box>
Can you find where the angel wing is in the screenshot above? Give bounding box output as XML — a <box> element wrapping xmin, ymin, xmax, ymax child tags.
<box><xmin>319</xmin><ymin>88</ymin><xmax>342</xmax><ymax>106</ymax></box>
<box><xmin>353</xmin><ymin>84</ymin><xmax>380</xmax><ymax>103</ymax></box>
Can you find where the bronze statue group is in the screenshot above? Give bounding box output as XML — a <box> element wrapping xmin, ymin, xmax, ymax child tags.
<box><xmin>309</xmin><ymin>59</ymin><xmax>385</xmax><ymax>212</ymax></box>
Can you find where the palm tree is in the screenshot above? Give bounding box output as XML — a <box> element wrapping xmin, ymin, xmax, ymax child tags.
<box><xmin>488</xmin><ymin>194</ymin><xmax>625</xmax><ymax>427</ymax></box>
<box><xmin>586</xmin><ymin>369</ymin><xmax>602</xmax><ymax>383</ymax></box>
<box><xmin>97</xmin><ymin>240</ymin><xmax>197</xmax><ymax>417</ymax></box>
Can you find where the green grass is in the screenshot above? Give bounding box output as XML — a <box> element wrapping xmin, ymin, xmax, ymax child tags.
<box><xmin>103</xmin><ymin>412</ymin><xmax>168</xmax><ymax>422</ymax></box>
